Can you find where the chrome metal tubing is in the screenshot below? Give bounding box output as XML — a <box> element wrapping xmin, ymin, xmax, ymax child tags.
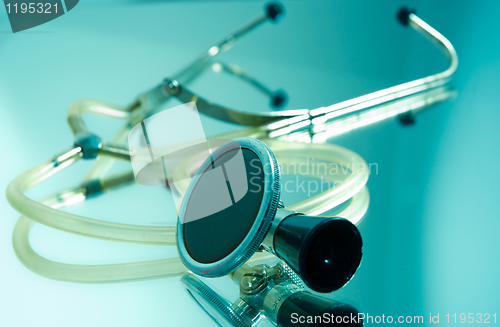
<box><xmin>99</xmin><ymin>143</ymin><xmax>131</xmax><ymax>160</ymax></box>
<box><xmin>164</xmin><ymin>80</ymin><xmax>308</xmax><ymax>126</ymax></box>
<box><xmin>272</xmin><ymin>86</ymin><xmax>456</xmax><ymax>143</ymax></box>
<box><xmin>308</xmin><ymin>11</ymin><xmax>458</xmax><ymax>119</ymax></box>
<box><xmin>209</xmin><ymin>61</ymin><xmax>274</xmax><ymax>97</ymax></box>
<box><xmin>174</xmin><ymin>13</ymin><xmax>268</xmax><ymax>86</ymax></box>
<box><xmin>159</xmin><ymin>10</ymin><xmax>458</xmax><ymax>137</ymax></box>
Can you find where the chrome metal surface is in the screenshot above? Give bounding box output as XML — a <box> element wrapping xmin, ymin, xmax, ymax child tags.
<box><xmin>262</xmin><ymin>282</ymin><xmax>303</xmax><ymax>323</ymax></box>
<box><xmin>154</xmin><ymin>10</ymin><xmax>458</xmax><ymax>138</ymax></box>
<box><xmin>261</xmin><ymin>208</ymin><xmax>301</xmax><ymax>255</ymax></box>
<box><xmin>99</xmin><ymin>144</ymin><xmax>131</xmax><ymax>160</ymax></box>
<box><xmin>180</xmin><ymin>273</ymin><xmax>252</xmax><ymax>327</ymax></box>
<box><xmin>275</xmin><ymin>85</ymin><xmax>456</xmax><ymax>143</ymax></box>
<box><xmin>231</xmin><ymin>298</ymin><xmax>261</xmax><ymax>327</ymax></box>
<box><xmin>164</xmin><ymin>79</ymin><xmax>308</xmax><ymax>126</ymax></box>
<box><xmin>240</xmin><ymin>265</ymin><xmax>268</xmax><ymax>296</ymax></box>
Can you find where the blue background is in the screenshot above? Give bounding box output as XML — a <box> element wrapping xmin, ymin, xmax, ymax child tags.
<box><xmin>0</xmin><ymin>1</ymin><xmax>499</xmax><ymax>326</ymax></box>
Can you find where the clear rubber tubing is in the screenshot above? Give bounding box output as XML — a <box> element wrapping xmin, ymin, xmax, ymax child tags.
<box><xmin>7</xmin><ymin>140</ymin><xmax>369</xmax><ymax>283</ymax></box>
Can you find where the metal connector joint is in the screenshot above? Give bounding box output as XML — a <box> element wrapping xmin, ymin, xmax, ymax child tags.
<box><xmin>74</xmin><ymin>132</ymin><xmax>103</xmax><ymax>159</ymax></box>
<box><xmin>81</xmin><ymin>179</ymin><xmax>103</xmax><ymax>198</ymax></box>
<box><xmin>163</xmin><ymin>79</ymin><xmax>181</xmax><ymax>96</ymax></box>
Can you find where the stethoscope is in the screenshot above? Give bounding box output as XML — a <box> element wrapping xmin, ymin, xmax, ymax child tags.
<box><xmin>6</xmin><ymin>2</ymin><xmax>457</xmax><ymax>326</ymax></box>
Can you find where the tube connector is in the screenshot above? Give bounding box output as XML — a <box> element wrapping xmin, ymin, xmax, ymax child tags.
<box><xmin>397</xmin><ymin>6</ymin><xmax>416</xmax><ymax>26</ymax></box>
<box><xmin>74</xmin><ymin>132</ymin><xmax>102</xmax><ymax>159</ymax></box>
<box><xmin>163</xmin><ymin>79</ymin><xmax>181</xmax><ymax>96</ymax></box>
<box><xmin>81</xmin><ymin>179</ymin><xmax>103</xmax><ymax>197</ymax></box>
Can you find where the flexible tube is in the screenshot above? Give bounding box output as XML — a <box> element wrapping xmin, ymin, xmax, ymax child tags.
<box><xmin>267</xmin><ymin>140</ymin><xmax>369</xmax><ymax>216</ymax></box>
<box><xmin>13</xmin><ymin>215</ymin><xmax>187</xmax><ymax>283</ymax></box>
<box><xmin>7</xmin><ymin>140</ymin><xmax>366</xmax><ymax>245</ymax></box>
<box><xmin>13</xmin><ymin>215</ymin><xmax>275</xmax><ymax>283</ymax></box>
<box><xmin>67</xmin><ymin>99</ymin><xmax>130</xmax><ymax>135</ymax></box>
<box><xmin>8</xmin><ymin>141</ymin><xmax>368</xmax><ymax>283</ymax></box>
<box><xmin>11</xmin><ymin>192</ymin><xmax>367</xmax><ymax>284</ymax></box>
<box><xmin>6</xmin><ymin>148</ymin><xmax>178</xmax><ymax>246</ymax></box>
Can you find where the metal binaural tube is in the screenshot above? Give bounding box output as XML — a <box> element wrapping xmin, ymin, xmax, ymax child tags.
<box><xmin>308</xmin><ymin>8</ymin><xmax>458</xmax><ymax>120</ymax></box>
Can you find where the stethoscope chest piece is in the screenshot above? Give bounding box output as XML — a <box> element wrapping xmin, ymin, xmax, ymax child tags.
<box><xmin>177</xmin><ymin>137</ymin><xmax>280</xmax><ymax>277</ymax></box>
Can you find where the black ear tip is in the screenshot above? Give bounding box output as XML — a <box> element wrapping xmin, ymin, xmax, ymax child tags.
<box><xmin>398</xmin><ymin>111</ymin><xmax>416</xmax><ymax>125</ymax></box>
<box><xmin>397</xmin><ymin>6</ymin><xmax>416</xmax><ymax>26</ymax></box>
<box><xmin>266</xmin><ymin>2</ymin><xmax>285</xmax><ymax>22</ymax></box>
<box><xmin>271</xmin><ymin>89</ymin><xmax>288</xmax><ymax>109</ymax></box>
<box><xmin>301</xmin><ymin>219</ymin><xmax>363</xmax><ymax>292</ymax></box>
